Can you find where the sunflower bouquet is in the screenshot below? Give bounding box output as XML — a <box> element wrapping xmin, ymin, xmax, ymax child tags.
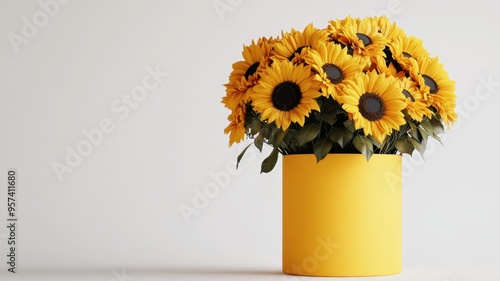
<box><xmin>221</xmin><ymin>16</ymin><xmax>457</xmax><ymax>173</ymax></box>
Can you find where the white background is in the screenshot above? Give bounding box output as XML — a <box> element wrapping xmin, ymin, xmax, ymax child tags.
<box><xmin>1</xmin><ymin>0</ymin><xmax>500</xmax><ymax>280</ymax></box>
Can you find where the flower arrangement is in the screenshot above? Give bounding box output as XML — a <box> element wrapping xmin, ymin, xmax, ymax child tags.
<box><xmin>221</xmin><ymin>16</ymin><xmax>457</xmax><ymax>173</ymax></box>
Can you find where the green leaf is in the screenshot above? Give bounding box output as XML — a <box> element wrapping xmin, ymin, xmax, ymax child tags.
<box><xmin>323</xmin><ymin>96</ymin><xmax>343</xmax><ymax>113</ymax></box>
<box><xmin>250</xmin><ymin>124</ymin><xmax>260</xmax><ymax>135</ymax></box>
<box><xmin>329</xmin><ymin>127</ymin><xmax>353</xmax><ymax>148</ymax></box>
<box><xmin>274</xmin><ymin>129</ymin><xmax>288</xmax><ymax>147</ymax></box>
<box><xmin>409</xmin><ymin>121</ymin><xmax>419</xmax><ymax>140</ymax></box>
<box><xmin>421</xmin><ymin>119</ymin><xmax>444</xmax><ymax>143</ymax></box>
<box><xmin>259</xmin><ymin>124</ymin><xmax>271</xmax><ymax>139</ymax></box>
<box><xmin>409</xmin><ymin>137</ymin><xmax>426</xmax><ymax>157</ymax></box>
<box><xmin>322</xmin><ymin>114</ymin><xmax>338</xmax><ymax>126</ymax></box>
<box><xmin>254</xmin><ymin>134</ymin><xmax>263</xmax><ymax>152</ymax></box>
<box><xmin>431</xmin><ymin>133</ymin><xmax>443</xmax><ymax>144</ymax></box>
<box><xmin>353</xmin><ymin>134</ymin><xmax>374</xmax><ymax>160</ymax></box>
<box><xmin>260</xmin><ymin>148</ymin><xmax>279</xmax><ymax>173</ymax></box>
<box><xmin>395</xmin><ymin>137</ymin><xmax>414</xmax><ymax>156</ymax></box>
<box><xmin>430</xmin><ymin>117</ymin><xmax>445</xmax><ymax>135</ymax></box>
<box><xmin>367</xmin><ymin>135</ymin><xmax>381</xmax><ymax>148</ymax></box>
<box><xmin>420</xmin><ymin>119</ymin><xmax>433</xmax><ymax>135</ymax></box>
<box><xmin>296</xmin><ymin>123</ymin><xmax>321</xmax><ymax>146</ymax></box>
<box><xmin>268</xmin><ymin>128</ymin><xmax>287</xmax><ymax>147</ymax></box>
<box><xmin>245</xmin><ymin>116</ymin><xmax>261</xmax><ymax>136</ymax></box>
<box><xmin>236</xmin><ymin>143</ymin><xmax>253</xmax><ymax>169</ymax></box>
<box><xmin>417</xmin><ymin>126</ymin><xmax>428</xmax><ymax>143</ymax></box>
<box><xmin>343</xmin><ymin>120</ymin><xmax>356</xmax><ymax>133</ymax></box>
<box><xmin>313</xmin><ymin>138</ymin><xmax>334</xmax><ymax>162</ymax></box>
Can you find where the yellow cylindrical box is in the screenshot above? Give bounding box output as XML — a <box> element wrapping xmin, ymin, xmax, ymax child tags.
<box><xmin>282</xmin><ymin>154</ymin><xmax>402</xmax><ymax>277</ymax></box>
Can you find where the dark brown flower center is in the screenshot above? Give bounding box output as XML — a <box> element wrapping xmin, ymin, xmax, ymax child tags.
<box><xmin>358</xmin><ymin>93</ymin><xmax>385</xmax><ymax>121</ymax></box>
<box><xmin>288</xmin><ymin>46</ymin><xmax>309</xmax><ymax>61</ymax></box>
<box><xmin>422</xmin><ymin>75</ymin><xmax>438</xmax><ymax>94</ymax></box>
<box><xmin>356</xmin><ymin>33</ymin><xmax>372</xmax><ymax>46</ymax></box>
<box><xmin>322</xmin><ymin>63</ymin><xmax>344</xmax><ymax>84</ymax></box>
<box><xmin>244</xmin><ymin>62</ymin><xmax>260</xmax><ymax>80</ymax></box>
<box><xmin>402</xmin><ymin>89</ymin><xmax>415</xmax><ymax>102</ymax></box>
<box><xmin>272</xmin><ymin>82</ymin><xmax>302</xmax><ymax>111</ymax></box>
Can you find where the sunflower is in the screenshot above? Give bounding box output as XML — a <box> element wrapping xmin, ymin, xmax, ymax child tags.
<box><xmin>222</xmin><ymin>37</ymin><xmax>275</xmax><ymax>110</ymax></box>
<box><xmin>410</xmin><ymin>56</ymin><xmax>457</xmax><ymax>125</ymax></box>
<box><xmin>224</xmin><ymin>102</ymin><xmax>247</xmax><ymax>146</ymax></box>
<box><xmin>327</xmin><ymin>17</ymin><xmax>353</xmax><ymax>44</ymax></box>
<box><xmin>272</xmin><ymin>23</ymin><xmax>329</xmax><ymax>64</ymax></box>
<box><xmin>374</xmin><ymin>56</ymin><xmax>406</xmax><ymax>78</ymax></box>
<box><xmin>337</xmin><ymin>71</ymin><xmax>407</xmax><ymax>143</ymax></box>
<box><xmin>251</xmin><ymin>60</ymin><xmax>322</xmax><ymax>130</ymax></box>
<box><xmin>329</xmin><ymin>16</ymin><xmax>387</xmax><ymax>68</ymax></box>
<box><xmin>389</xmin><ymin>35</ymin><xmax>430</xmax><ymax>71</ymax></box>
<box><xmin>375</xmin><ymin>16</ymin><xmax>405</xmax><ymax>43</ymax></box>
<box><xmin>399</xmin><ymin>77</ymin><xmax>433</xmax><ymax>122</ymax></box>
<box><xmin>305</xmin><ymin>42</ymin><xmax>364</xmax><ymax>99</ymax></box>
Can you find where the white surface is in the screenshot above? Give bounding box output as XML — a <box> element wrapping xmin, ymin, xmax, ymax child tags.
<box><xmin>0</xmin><ymin>0</ymin><xmax>500</xmax><ymax>279</ymax></box>
<box><xmin>4</xmin><ymin>267</ymin><xmax>500</xmax><ymax>281</ymax></box>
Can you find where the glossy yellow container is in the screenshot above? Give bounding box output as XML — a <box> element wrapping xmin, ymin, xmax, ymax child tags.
<box><xmin>282</xmin><ymin>154</ymin><xmax>402</xmax><ymax>277</ymax></box>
